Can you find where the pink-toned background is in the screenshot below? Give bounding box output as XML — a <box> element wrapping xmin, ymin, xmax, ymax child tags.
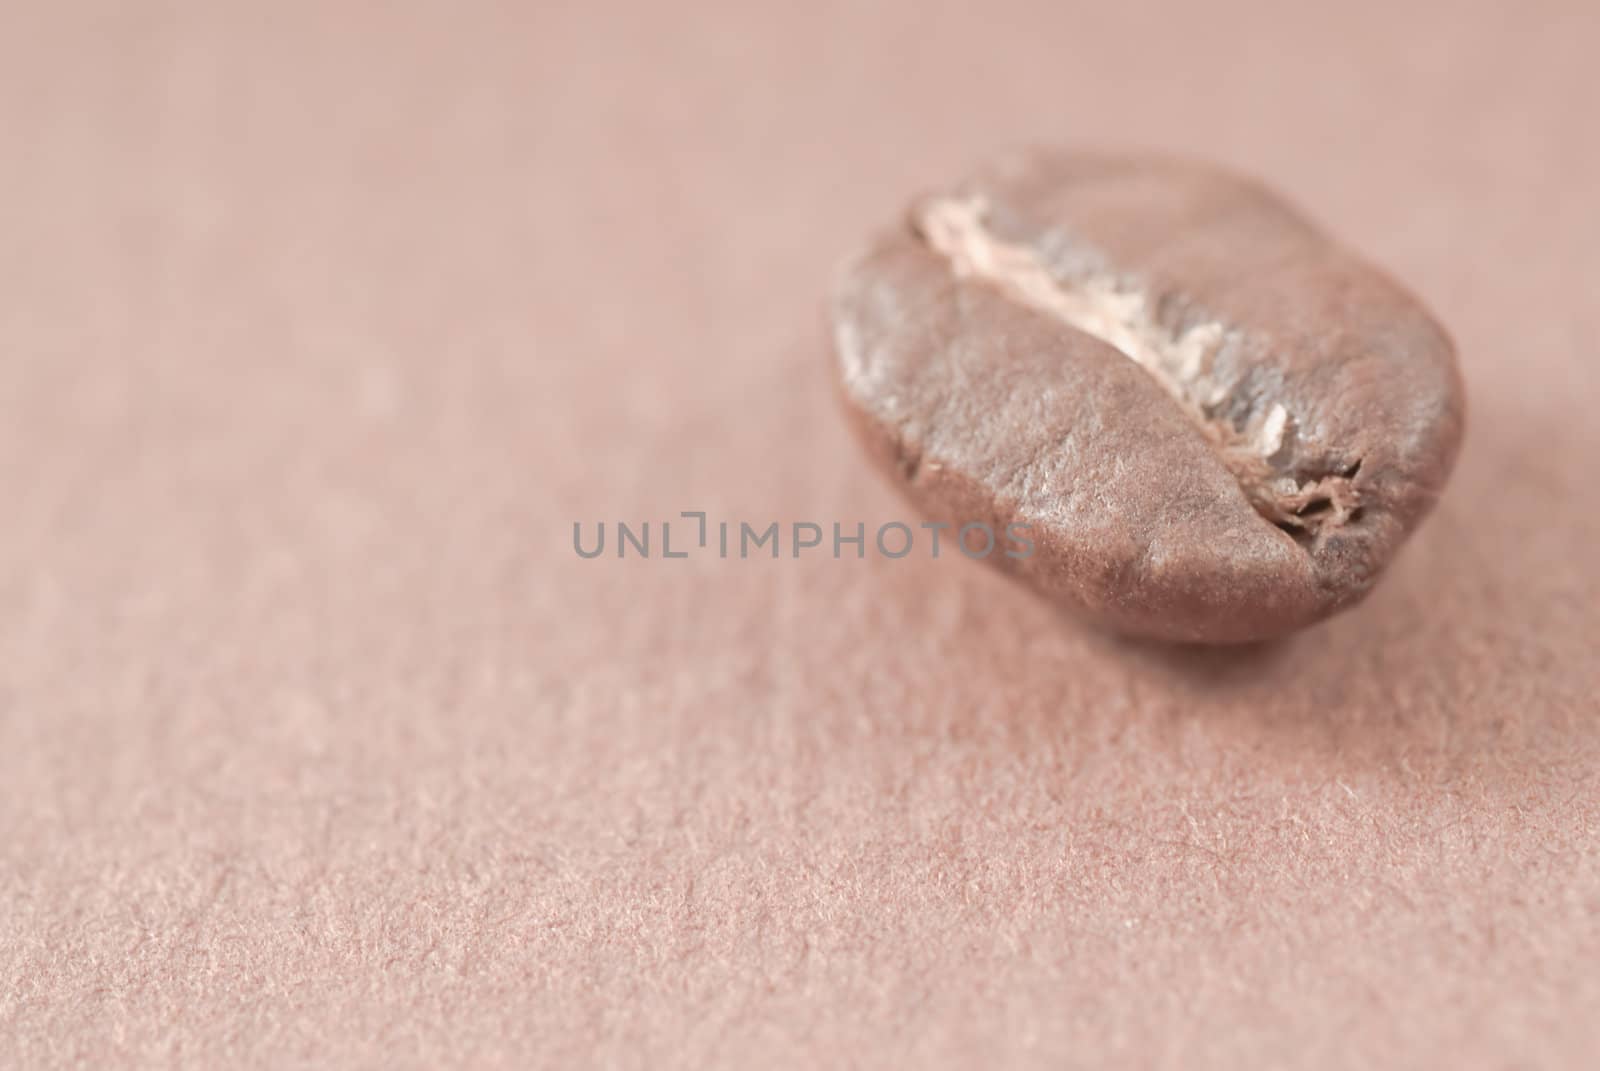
<box><xmin>3</xmin><ymin>1</ymin><xmax>1598</xmax><ymax>1067</ymax></box>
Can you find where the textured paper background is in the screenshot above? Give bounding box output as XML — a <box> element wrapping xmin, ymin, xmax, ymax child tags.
<box><xmin>3</xmin><ymin>2</ymin><xmax>1598</xmax><ymax>1067</ymax></box>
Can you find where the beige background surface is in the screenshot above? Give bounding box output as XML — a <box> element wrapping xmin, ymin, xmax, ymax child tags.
<box><xmin>3</xmin><ymin>1</ymin><xmax>1598</xmax><ymax>1067</ymax></box>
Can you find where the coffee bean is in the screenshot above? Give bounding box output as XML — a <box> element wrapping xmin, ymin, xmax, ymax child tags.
<box><xmin>830</xmin><ymin>150</ymin><xmax>1465</xmax><ymax>643</ymax></box>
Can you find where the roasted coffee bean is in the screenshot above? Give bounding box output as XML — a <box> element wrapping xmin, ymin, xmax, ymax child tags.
<box><xmin>830</xmin><ymin>149</ymin><xmax>1465</xmax><ymax>643</ymax></box>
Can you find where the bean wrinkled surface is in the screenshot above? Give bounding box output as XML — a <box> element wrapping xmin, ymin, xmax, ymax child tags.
<box><xmin>831</xmin><ymin>149</ymin><xmax>1465</xmax><ymax>642</ymax></box>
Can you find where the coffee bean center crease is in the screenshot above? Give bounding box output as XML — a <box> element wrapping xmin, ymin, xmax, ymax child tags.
<box><xmin>913</xmin><ymin>194</ymin><xmax>1359</xmax><ymax>542</ymax></box>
